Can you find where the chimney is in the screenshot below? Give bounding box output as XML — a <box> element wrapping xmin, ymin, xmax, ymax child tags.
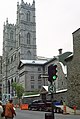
<box><xmin>58</xmin><ymin>49</ymin><xmax>62</xmax><ymax>55</ymax></box>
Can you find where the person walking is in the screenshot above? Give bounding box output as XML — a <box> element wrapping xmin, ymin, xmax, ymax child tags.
<box><xmin>5</xmin><ymin>99</ymin><xmax>16</xmax><ymax>119</ymax></box>
<box><xmin>0</xmin><ymin>101</ymin><xmax>4</xmax><ymax>119</ymax></box>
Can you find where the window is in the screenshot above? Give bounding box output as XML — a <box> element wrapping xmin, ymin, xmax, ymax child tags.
<box><xmin>11</xmin><ymin>56</ymin><xmax>13</xmax><ymax>63</ymax></box>
<box><xmin>38</xmin><ymin>80</ymin><xmax>42</xmax><ymax>85</ymax></box>
<box><xmin>38</xmin><ymin>75</ymin><xmax>41</xmax><ymax>79</ymax></box>
<box><xmin>31</xmin><ymin>76</ymin><xmax>34</xmax><ymax>79</ymax></box>
<box><xmin>31</xmin><ymin>85</ymin><xmax>34</xmax><ymax>89</ymax></box>
<box><xmin>38</xmin><ymin>80</ymin><xmax>42</xmax><ymax>89</ymax></box>
<box><xmin>14</xmin><ymin>54</ymin><xmax>16</xmax><ymax>60</ymax></box>
<box><xmin>7</xmin><ymin>59</ymin><xmax>9</xmax><ymax>64</ymax></box>
<box><xmin>38</xmin><ymin>85</ymin><xmax>41</xmax><ymax>89</ymax></box>
<box><xmin>8</xmin><ymin>80</ymin><xmax>10</xmax><ymax>94</ymax></box>
<box><xmin>18</xmin><ymin>52</ymin><xmax>20</xmax><ymax>62</ymax></box>
<box><xmin>27</xmin><ymin>33</ymin><xmax>30</xmax><ymax>44</ymax></box>
<box><xmin>19</xmin><ymin>34</ymin><xmax>20</xmax><ymax>46</ymax></box>
<box><xmin>15</xmin><ymin>77</ymin><xmax>16</xmax><ymax>82</ymax></box>
<box><xmin>10</xmin><ymin>31</ymin><xmax>13</xmax><ymax>40</ymax></box>
<box><xmin>38</xmin><ymin>67</ymin><xmax>41</xmax><ymax>71</ymax></box>
<box><xmin>27</xmin><ymin>51</ymin><xmax>31</xmax><ymax>60</ymax></box>
<box><xmin>31</xmin><ymin>79</ymin><xmax>34</xmax><ymax>89</ymax></box>
<box><xmin>10</xmin><ymin>48</ymin><xmax>13</xmax><ymax>50</ymax></box>
<box><xmin>27</xmin><ymin>11</ymin><xmax>30</xmax><ymax>21</ymax></box>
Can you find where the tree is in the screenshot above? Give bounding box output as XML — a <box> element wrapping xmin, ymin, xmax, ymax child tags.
<box><xmin>12</xmin><ymin>82</ymin><xmax>24</xmax><ymax>106</ymax></box>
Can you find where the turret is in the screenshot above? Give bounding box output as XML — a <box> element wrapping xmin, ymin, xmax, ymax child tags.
<box><xmin>6</xmin><ymin>18</ymin><xmax>8</xmax><ymax>25</ymax></box>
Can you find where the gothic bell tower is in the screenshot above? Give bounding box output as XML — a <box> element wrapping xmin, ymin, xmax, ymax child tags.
<box><xmin>16</xmin><ymin>0</ymin><xmax>37</xmax><ymax>60</ymax></box>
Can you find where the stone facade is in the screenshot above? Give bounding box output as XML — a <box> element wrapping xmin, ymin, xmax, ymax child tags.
<box><xmin>18</xmin><ymin>55</ymin><xmax>68</xmax><ymax>94</ymax></box>
<box><xmin>0</xmin><ymin>56</ymin><xmax>2</xmax><ymax>99</ymax></box>
<box><xmin>65</xmin><ymin>28</ymin><xmax>80</xmax><ymax>109</ymax></box>
<box><xmin>2</xmin><ymin>0</ymin><xmax>36</xmax><ymax>95</ymax></box>
<box><xmin>1</xmin><ymin>0</ymin><xmax>80</xmax><ymax>108</ymax></box>
<box><xmin>2</xmin><ymin>0</ymin><xmax>69</xmax><ymax>98</ymax></box>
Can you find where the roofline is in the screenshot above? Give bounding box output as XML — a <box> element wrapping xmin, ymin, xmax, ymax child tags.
<box><xmin>65</xmin><ymin>54</ymin><xmax>73</xmax><ymax>62</ymax></box>
<box><xmin>22</xmin><ymin>94</ymin><xmax>40</xmax><ymax>98</ymax></box>
<box><xmin>72</xmin><ymin>28</ymin><xmax>80</xmax><ymax>34</ymax></box>
<box><xmin>44</xmin><ymin>57</ymin><xmax>58</xmax><ymax>65</ymax></box>
<box><xmin>18</xmin><ymin>62</ymin><xmax>44</xmax><ymax>69</ymax></box>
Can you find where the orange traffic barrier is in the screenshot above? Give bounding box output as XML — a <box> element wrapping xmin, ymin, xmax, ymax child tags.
<box><xmin>20</xmin><ymin>104</ymin><xmax>28</xmax><ymax>110</ymax></box>
<box><xmin>63</xmin><ymin>105</ymin><xmax>66</xmax><ymax>114</ymax></box>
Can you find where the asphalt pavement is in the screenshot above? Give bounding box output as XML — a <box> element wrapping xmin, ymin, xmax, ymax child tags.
<box><xmin>15</xmin><ymin>108</ymin><xmax>80</xmax><ymax>119</ymax></box>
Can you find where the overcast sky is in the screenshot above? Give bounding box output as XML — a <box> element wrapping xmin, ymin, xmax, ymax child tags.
<box><xmin>0</xmin><ymin>0</ymin><xmax>80</xmax><ymax>58</ymax></box>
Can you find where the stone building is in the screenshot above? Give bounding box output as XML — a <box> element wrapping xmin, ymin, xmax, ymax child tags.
<box><xmin>0</xmin><ymin>56</ymin><xmax>2</xmax><ymax>99</ymax></box>
<box><xmin>65</xmin><ymin>28</ymin><xmax>80</xmax><ymax>109</ymax></box>
<box><xmin>18</xmin><ymin>51</ymin><xmax>71</xmax><ymax>94</ymax></box>
<box><xmin>2</xmin><ymin>0</ymin><xmax>36</xmax><ymax>95</ymax></box>
<box><xmin>2</xmin><ymin>0</ymin><xmax>71</xmax><ymax>98</ymax></box>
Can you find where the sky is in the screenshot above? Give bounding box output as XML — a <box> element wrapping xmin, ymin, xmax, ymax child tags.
<box><xmin>0</xmin><ymin>0</ymin><xmax>80</xmax><ymax>58</ymax></box>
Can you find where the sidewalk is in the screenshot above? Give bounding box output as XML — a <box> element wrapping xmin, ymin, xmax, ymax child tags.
<box><xmin>56</xmin><ymin>105</ymin><xmax>80</xmax><ymax>115</ymax></box>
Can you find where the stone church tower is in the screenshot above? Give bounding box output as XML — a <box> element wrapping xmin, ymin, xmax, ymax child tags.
<box><xmin>2</xmin><ymin>0</ymin><xmax>36</xmax><ymax>95</ymax></box>
<box><xmin>16</xmin><ymin>0</ymin><xmax>36</xmax><ymax>61</ymax></box>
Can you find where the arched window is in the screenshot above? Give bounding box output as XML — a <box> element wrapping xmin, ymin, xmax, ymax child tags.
<box><xmin>27</xmin><ymin>33</ymin><xmax>30</xmax><ymax>44</ymax></box>
<box><xmin>18</xmin><ymin>52</ymin><xmax>20</xmax><ymax>62</ymax></box>
<box><xmin>15</xmin><ymin>77</ymin><xmax>16</xmax><ymax>82</ymax></box>
<box><xmin>19</xmin><ymin>34</ymin><xmax>20</xmax><ymax>46</ymax></box>
<box><xmin>10</xmin><ymin>31</ymin><xmax>13</xmax><ymax>40</ymax></box>
<box><xmin>11</xmin><ymin>79</ymin><xmax>13</xmax><ymax>84</ymax></box>
<box><xmin>8</xmin><ymin>80</ymin><xmax>10</xmax><ymax>94</ymax></box>
<box><xmin>11</xmin><ymin>55</ymin><xmax>13</xmax><ymax>63</ymax></box>
<box><xmin>27</xmin><ymin>11</ymin><xmax>30</xmax><ymax>21</ymax></box>
<box><xmin>11</xmin><ymin>79</ymin><xmax>14</xmax><ymax>96</ymax></box>
<box><xmin>27</xmin><ymin>51</ymin><xmax>31</xmax><ymax>60</ymax></box>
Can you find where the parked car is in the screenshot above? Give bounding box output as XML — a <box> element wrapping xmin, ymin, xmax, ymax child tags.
<box><xmin>28</xmin><ymin>100</ymin><xmax>46</xmax><ymax>111</ymax></box>
<box><xmin>28</xmin><ymin>100</ymin><xmax>63</xmax><ymax>113</ymax></box>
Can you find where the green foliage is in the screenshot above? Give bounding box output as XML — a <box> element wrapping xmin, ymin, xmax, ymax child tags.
<box><xmin>12</xmin><ymin>82</ymin><xmax>24</xmax><ymax>99</ymax></box>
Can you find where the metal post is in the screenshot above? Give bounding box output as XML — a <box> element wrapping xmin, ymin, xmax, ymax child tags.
<box><xmin>51</xmin><ymin>82</ymin><xmax>54</xmax><ymax>119</ymax></box>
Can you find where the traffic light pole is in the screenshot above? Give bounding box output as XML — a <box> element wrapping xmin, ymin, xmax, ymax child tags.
<box><xmin>51</xmin><ymin>81</ymin><xmax>54</xmax><ymax>119</ymax></box>
<box><xmin>48</xmin><ymin>64</ymin><xmax>57</xmax><ymax>119</ymax></box>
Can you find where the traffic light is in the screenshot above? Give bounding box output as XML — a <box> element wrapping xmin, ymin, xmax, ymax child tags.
<box><xmin>48</xmin><ymin>64</ymin><xmax>53</xmax><ymax>82</ymax></box>
<box><xmin>48</xmin><ymin>64</ymin><xmax>57</xmax><ymax>82</ymax></box>
<box><xmin>52</xmin><ymin>65</ymin><xmax>57</xmax><ymax>80</ymax></box>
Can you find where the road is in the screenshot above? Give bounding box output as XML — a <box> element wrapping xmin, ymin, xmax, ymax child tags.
<box><xmin>15</xmin><ymin>108</ymin><xmax>80</xmax><ymax>119</ymax></box>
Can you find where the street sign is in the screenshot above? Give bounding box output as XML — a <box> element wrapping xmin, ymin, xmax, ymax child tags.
<box><xmin>2</xmin><ymin>94</ymin><xmax>12</xmax><ymax>105</ymax></box>
<box><xmin>40</xmin><ymin>74</ymin><xmax>48</xmax><ymax>78</ymax></box>
<box><xmin>48</xmin><ymin>84</ymin><xmax>56</xmax><ymax>93</ymax></box>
